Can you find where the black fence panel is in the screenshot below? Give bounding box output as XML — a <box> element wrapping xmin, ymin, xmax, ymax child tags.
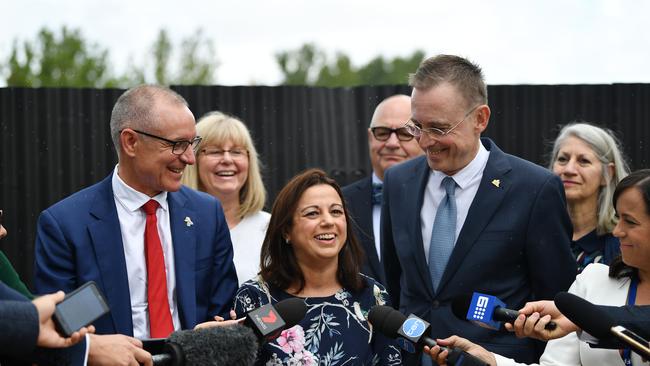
<box><xmin>0</xmin><ymin>84</ymin><xmax>648</xmax><ymax>288</ymax></box>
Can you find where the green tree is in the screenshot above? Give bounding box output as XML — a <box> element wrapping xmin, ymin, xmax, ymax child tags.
<box><xmin>2</xmin><ymin>26</ymin><xmax>218</xmax><ymax>88</ymax></box>
<box><xmin>5</xmin><ymin>27</ymin><xmax>112</xmax><ymax>87</ymax></box>
<box><xmin>276</xmin><ymin>43</ymin><xmax>425</xmax><ymax>87</ymax></box>
<box><xmin>275</xmin><ymin>43</ymin><xmax>324</xmax><ymax>85</ymax></box>
<box><xmin>124</xmin><ymin>28</ymin><xmax>217</xmax><ymax>86</ymax></box>
<box><xmin>315</xmin><ymin>53</ymin><xmax>359</xmax><ymax>87</ymax></box>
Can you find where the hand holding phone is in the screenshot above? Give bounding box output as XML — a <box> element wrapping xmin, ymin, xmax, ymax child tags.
<box><xmin>54</xmin><ymin>281</ymin><xmax>110</xmax><ymax>337</ymax></box>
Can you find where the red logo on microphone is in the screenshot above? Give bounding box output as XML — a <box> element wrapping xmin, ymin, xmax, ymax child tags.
<box><xmin>261</xmin><ymin>310</ymin><xmax>277</xmax><ymax>324</ymax></box>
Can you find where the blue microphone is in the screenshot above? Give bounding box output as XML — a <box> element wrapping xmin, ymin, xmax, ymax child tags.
<box><xmin>368</xmin><ymin>306</ymin><xmax>490</xmax><ymax>366</ymax></box>
<box><xmin>452</xmin><ymin>292</ymin><xmax>556</xmax><ymax>331</ymax></box>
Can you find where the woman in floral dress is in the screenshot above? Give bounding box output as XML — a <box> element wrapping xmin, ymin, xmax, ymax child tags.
<box><xmin>234</xmin><ymin>169</ymin><xmax>402</xmax><ymax>366</ymax></box>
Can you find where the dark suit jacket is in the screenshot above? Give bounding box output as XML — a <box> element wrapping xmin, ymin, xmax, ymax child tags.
<box><xmin>0</xmin><ymin>281</ymin><xmax>86</xmax><ymax>365</ymax></box>
<box><xmin>34</xmin><ymin>173</ymin><xmax>238</xmax><ymax>336</ymax></box>
<box><xmin>381</xmin><ymin>138</ymin><xmax>576</xmax><ymax>364</ymax></box>
<box><xmin>342</xmin><ymin>176</ymin><xmax>385</xmax><ymax>284</ymax></box>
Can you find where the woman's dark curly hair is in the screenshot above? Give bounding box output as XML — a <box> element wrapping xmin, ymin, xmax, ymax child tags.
<box><xmin>259</xmin><ymin>168</ymin><xmax>365</xmax><ymax>293</ymax></box>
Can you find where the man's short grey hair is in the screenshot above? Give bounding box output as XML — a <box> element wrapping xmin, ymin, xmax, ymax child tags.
<box><xmin>109</xmin><ymin>85</ymin><xmax>188</xmax><ymax>156</ymax></box>
<box><xmin>409</xmin><ymin>54</ymin><xmax>487</xmax><ymax>108</ymax></box>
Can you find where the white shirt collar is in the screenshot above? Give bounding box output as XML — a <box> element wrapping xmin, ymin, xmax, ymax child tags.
<box><xmin>111</xmin><ymin>165</ymin><xmax>168</xmax><ymax>213</ymax></box>
<box><xmin>431</xmin><ymin>140</ymin><xmax>489</xmax><ymax>188</ymax></box>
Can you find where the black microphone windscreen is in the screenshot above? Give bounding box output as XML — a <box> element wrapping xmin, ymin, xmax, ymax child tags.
<box><xmin>168</xmin><ymin>325</ymin><xmax>259</xmax><ymax>366</ymax></box>
<box><xmin>451</xmin><ymin>294</ymin><xmax>473</xmax><ymax>320</ymax></box>
<box><xmin>368</xmin><ymin>305</ymin><xmax>407</xmax><ymax>338</ymax></box>
<box><xmin>274</xmin><ymin>298</ymin><xmax>307</xmax><ymax>328</ymax></box>
<box><xmin>555</xmin><ymin>291</ymin><xmax>615</xmax><ymax>339</ymax></box>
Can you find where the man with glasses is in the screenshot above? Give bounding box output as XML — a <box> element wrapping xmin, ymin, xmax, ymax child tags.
<box><xmin>342</xmin><ymin>95</ymin><xmax>422</xmax><ymax>284</ymax></box>
<box><xmin>34</xmin><ymin>86</ymin><xmax>238</xmax><ymax>348</ymax></box>
<box><xmin>381</xmin><ymin>55</ymin><xmax>576</xmax><ymax>365</ymax></box>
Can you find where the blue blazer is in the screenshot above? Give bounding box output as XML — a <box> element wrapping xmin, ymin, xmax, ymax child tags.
<box><xmin>34</xmin><ymin>173</ymin><xmax>239</xmax><ymax>336</ymax></box>
<box><xmin>342</xmin><ymin>176</ymin><xmax>385</xmax><ymax>285</ymax></box>
<box><xmin>381</xmin><ymin>138</ymin><xmax>577</xmax><ymax>364</ymax></box>
<box><xmin>0</xmin><ymin>281</ymin><xmax>86</xmax><ymax>365</ymax></box>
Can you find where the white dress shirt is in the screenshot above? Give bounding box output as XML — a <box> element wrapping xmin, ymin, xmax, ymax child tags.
<box><xmin>371</xmin><ymin>173</ymin><xmax>383</xmax><ymax>260</ymax></box>
<box><xmin>111</xmin><ymin>166</ymin><xmax>181</xmax><ymax>339</ymax></box>
<box><xmin>421</xmin><ymin>141</ymin><xmax>490</xmax><ymax>262</ymax></box>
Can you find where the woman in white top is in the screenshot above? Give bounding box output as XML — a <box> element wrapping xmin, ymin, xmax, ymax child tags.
<box><xmin>183</xmin><ymin>111</ymin><xmax>269</xmax><ymax>285</ymax></box>
<box><xmin>426</xmin><ymin>169</ymin><xmax>650</xmax><ymax>366</ymax></box>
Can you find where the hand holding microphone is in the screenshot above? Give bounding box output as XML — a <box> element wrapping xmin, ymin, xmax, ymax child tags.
<box><xmin>451</xmin><ymin>293</ymin><xmax>570</xmax><ymax>341</ymax></box>
<box><xmin>368</xmin><ymin>305</ymin><xmax>490</xmax><ymax>366</ymax></box>
<box><xmin>503</xmin><ymin>299</ymin><xmax>578</xmax><ymax>340</ymax></box>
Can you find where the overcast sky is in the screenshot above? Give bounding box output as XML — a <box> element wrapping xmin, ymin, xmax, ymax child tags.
<box><xmin>2</xmin><ymin>0</ymin><xmax>648</xmax><ymax>86</ymax></box>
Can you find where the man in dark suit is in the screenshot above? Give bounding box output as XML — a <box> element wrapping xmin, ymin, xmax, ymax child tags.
<box><xmin>382</xmin><ymin>55</ymin><xmax>576</xmax><ymax>364</ymax></box>
<box><xmin>34</xmin><ymin>85</ymin><xmax>238</xmax><ymax>339</ymax></box>
<box><xmin>343</xmin><ymin>95</ymin><xmax>422</xmax><ymax>284</ymax></box>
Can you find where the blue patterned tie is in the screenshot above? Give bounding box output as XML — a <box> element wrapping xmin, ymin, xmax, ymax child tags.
<box><xmin>428</xmin><ymin>176</ymin><xmax>457</xmax><ymax>293</ymax></box>
<box><xmin>371</xmin><ymin>182</ymin><xmax>383</xmax><ymax>205</ymax></box>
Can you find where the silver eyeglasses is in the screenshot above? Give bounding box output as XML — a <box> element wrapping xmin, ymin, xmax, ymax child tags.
<box><xmin>128</xmin><ymin>129</ymin><xmax>202</xmax><ymax>155</ymax></box>
<box><xmin>404</xmin><ymin>104</ymin><xmax>481</xmax><ymax>138</ymax></box>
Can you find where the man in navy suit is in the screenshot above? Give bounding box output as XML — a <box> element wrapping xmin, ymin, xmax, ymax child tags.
<box><xmin>34</xmin><ymin>85</ymin><xmax>238</xmax><ymax>339</ymax></box>
<box><xmin>342</xmin><ymin>95</ymin><xmax>422</xmax><ymax>284</ymax></box>
<box><xmin>381</xmin><ymin>55</ymin><xmax>576</xmax><ymax>364</ymax></box>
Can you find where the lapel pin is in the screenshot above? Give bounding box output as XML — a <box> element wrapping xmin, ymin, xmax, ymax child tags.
<box><xmin>491</xmin><ymin>179</ymin><xmax>501</xmax><ymax>188</ymax></box>
<box><xmin>184</xmin><ymin>217</ymin><xmax>194</xmax><ymax>227</ymax></box>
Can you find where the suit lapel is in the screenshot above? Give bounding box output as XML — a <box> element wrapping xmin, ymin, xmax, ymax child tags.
<box><xmin>168</xmin><ymin>189</ymin><xmax>197</xmax><ymax>328</ymax></box>
<box><xmin>406</xmin><ymin>158</ymin><xmax>436</xmax><ymax>298</ymax></box>
<box><xmin>88</xmin><ymin>175</ymin><xmax>133</xmax><ymax>335</ymax></box>
<box><xmin>436</xmin><ymin>139</ymin><xmax>512</xmax><ymax>294</ymax></box>
<box><xmin>355</xmin><ymin>178</ymin><xmax>382</xmax><ymax>279</ymax></box>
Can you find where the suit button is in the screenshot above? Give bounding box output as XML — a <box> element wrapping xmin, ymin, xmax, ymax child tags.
<box><xmin>432</xmin><ymin>300</ymin><xmax>440</xmax><ymax>308</ymax></box>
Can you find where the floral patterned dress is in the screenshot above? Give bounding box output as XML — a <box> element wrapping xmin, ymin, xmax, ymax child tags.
<box><xmin>233</xmin><ymin>275</ymin><xmax>402</xmax><ymax>366</ymax></box>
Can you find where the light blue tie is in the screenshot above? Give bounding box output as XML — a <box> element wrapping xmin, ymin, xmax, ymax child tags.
<box><xmin>428</xmin><ymin>176</ymin><xmax>457</xmax><ymax>293</ymax></box>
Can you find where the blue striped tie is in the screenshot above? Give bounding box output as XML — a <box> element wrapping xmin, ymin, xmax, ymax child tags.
<box><xmin>428</xmin><ymin>176</ymin><xmax>457</xmax><ymax>293</ymax></box>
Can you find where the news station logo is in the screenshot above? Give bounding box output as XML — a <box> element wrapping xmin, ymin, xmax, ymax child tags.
<box><xmin>247</xmin><ymin>303</ymin><xmax>285</xmax><ymax>337</ymax></box>
<box><xmin>471</xmin><ymin>295</ymin><xmax>489</xmax><ymax>321</ymax></box>
<box><xmin>402</xmin><ymin>317</ymin><xmax>427</xmax><ymax>338</ymax></box>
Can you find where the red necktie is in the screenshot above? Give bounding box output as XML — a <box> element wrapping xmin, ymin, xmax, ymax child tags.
<box><xmin>142</xmin><ymin>200</ymin><xmax>174</xmax><ymax>338</ymax></box>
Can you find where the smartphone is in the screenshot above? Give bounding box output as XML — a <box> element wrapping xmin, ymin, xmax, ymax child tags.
<box><xmin>611</xmin><ymin>325</ymin><xmax>650</xmax><ymax>359</ymax></box>
<box><xmin>54</xmin><ymin>281</ymin><xmax>110</xmax><ymax>337</ymax></box>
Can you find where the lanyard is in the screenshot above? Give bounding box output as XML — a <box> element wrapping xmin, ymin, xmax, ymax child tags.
<box><xmin>622</xmin><ymin>277</ymin><xmax>638</xmax><ymax>366</ymax></box>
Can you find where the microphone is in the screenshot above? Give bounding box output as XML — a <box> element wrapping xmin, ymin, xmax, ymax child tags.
<box><xmin>451</xmin><ymin>293</ymin><xmax>556</xmax><ymax>331</ymax></box>
<box><xmin>151</xmin><ymin>325</ymin><xmax>259</xmax><ymax>366</ymax></box>
<box><xmin>368</xmin><ymin>305</ymin><xmax>490</xmax><ymax>366</ymax></box>
<box><xmin>555</xmin><ymin>292</ymin><xmax>650</xmax><ymax>358</ymax></box>
<box><xmin>151</xmin><ymin>298</ymin><xmax>306</xmax><ymax>365</ymax></box>
<box><xmin>244</xmin><ymin>297</ymin><xmax>307</xmax><ymax>342</ymax></box>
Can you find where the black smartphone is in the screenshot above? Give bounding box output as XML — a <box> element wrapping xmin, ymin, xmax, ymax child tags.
<box><xmin>53</xmin><ymin>281</ymin><xmax>110</xmax><ymax>337</ymax></box>
<box><xmin>611</xmin><ymin>325</ymin><xmax>650</xmax><ymax>359</ymax></box>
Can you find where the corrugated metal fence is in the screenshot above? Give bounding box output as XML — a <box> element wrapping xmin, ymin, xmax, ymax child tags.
<box><xmin>1</xmin><ymin>84</ymin><xmax>648</xmax><ymax>288</ymax></box>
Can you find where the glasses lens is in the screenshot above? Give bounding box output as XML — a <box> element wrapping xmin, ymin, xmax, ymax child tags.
<box><xmin>405</xmin><ymin>123</ymin><xmax>420</xmax><ymax>137</ymax></box>
<box><xmin>372</xmin><ymin>127</ymin><xmax>391</xmax><ymax>141</ymax></box>
<box><xmin>191</xmin><ymin>137</ymin><xmax>202</xmax><ymax>153</ymax></box>
<box><xmin>173</xmin><ymin>141</ymin><xmax>190</xmax><ymax>155</ymax></box>
<box><xmin>396</xmin><ymin>128</ymin><xmax>414</xmax><ymax>141</ymax></box>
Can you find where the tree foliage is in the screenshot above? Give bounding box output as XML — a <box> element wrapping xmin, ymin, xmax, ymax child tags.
<box><xmin>2</xmin><ymin>26</ymin><xmax>217</xmax><ymax>88</ymax></box>
<box><xmin>276</xmin><ymin>43</ymin><xmax>425</xmax><ymax>87</ymax></box>
<box><xmin>5</xmin><ymin>27</ymin><xmax>112</xmax><ymax>87</ymax></box>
